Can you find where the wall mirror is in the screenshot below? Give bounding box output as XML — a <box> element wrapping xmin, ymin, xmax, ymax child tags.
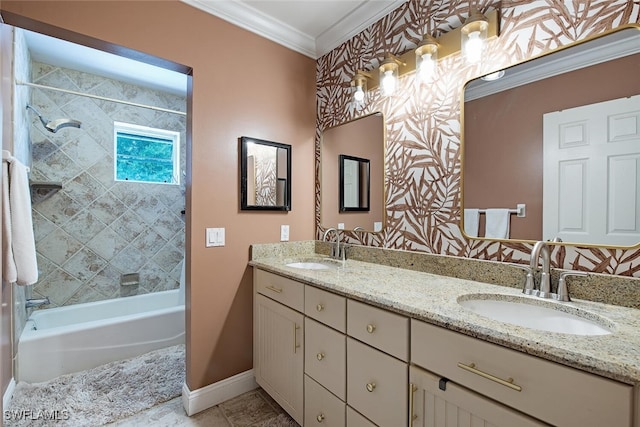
<box><xmin>339</xmin><ymin>154</ymin><xmax>370</xmax><ymax>212</ymax></box>
<box><xmin>462</xmin><ymin>25</ymin><xmax>640</xmax><ymax>247</ymax></box>
<box><xmin>240</xmin><ymin>136</ymin><xmax>291</xmax><ymax>211</ymax></box>
<box><xmin>321</xmin><ymin>112</ymin><xmax>385</xmax><ymax>231</ymax></box>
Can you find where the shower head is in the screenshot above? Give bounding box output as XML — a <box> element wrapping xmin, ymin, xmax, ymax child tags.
<box><xmin>26</xmin><ymin>104</ymin><xmax>81</xmax><ymax>133</ymax></box>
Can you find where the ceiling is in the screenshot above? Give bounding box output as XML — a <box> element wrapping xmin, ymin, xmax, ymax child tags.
<box><xmin>22</xmin><ymin>0</ymin><xmax>405</xmax><ymax>96</ymax></box>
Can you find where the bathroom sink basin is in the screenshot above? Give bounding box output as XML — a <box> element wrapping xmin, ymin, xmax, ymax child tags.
<box><xmin>285</xmin><ymin>259</ymin><xmax>341</xmax><ymax>270</ymax></box>
<box><xmin>458</xmin><ymin>295</ymin><xmax>612</xmax><ymax>336</ymax></box>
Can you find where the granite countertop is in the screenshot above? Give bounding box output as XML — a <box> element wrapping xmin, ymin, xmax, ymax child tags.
<box><xmin>250</xmin><ymin>254</ymin><xmax>640</xmax><ymax>386</ymax></box>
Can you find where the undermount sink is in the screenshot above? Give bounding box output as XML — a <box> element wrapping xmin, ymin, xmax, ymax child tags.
<box><xmin>458</xmin><ymin>294</ymin><xmax>613</xmax><ymax>336</ymax></box>
<box><xmin>285</xmin><ymin>259</ymin><xmax>341</xmax><ymax>270</ymax></box>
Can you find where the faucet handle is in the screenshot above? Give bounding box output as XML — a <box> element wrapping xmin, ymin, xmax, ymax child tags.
<box><xmin>555</xmin><ymin>271</ymin><xmax>588</xmax><ymax>302</ymax></box>
<box><xmin>510</xmin><ymin>264</ymin><xmax>536</xmax><ymax>295</ymax></box>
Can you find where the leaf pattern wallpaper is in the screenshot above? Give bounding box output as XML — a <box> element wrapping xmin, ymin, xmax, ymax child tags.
<box><xmin>315</xmin><ymin>0</ymin><xmax>640</xmax><ymax>276</ymax></box>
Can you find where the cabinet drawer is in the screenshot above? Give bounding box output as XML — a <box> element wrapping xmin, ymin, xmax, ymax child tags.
<box><xmin>255</xmin><ymin>269</ymin><xmax>304</xmax><ymax>312</ymax></box>
<box><xmin>347</xmin><ymin>300</ymin><xmax>409</xmax><ymax>361</ymax></box>
<box><xmin>305</xmin><ymin>285</ymin><xmax>346</xmax><ymax>332</ymax></box>
<box><xmin>305</xmin><ymin>318</ymin><xmax>346</xmax><ymax>400</ymax></box>
<box><xmin>305</xmin><ymin>375</ymin><xmax>346</xmax><ymax>427</ymax></box>
<box><xmin>411</xmin><ymin>320</ymin><xmax>633</xmax><ymax>427</ymax></box>
<box><xmin>347</xmin><ymin>338</ymin><xmax>407</xmax><ymax>427</ymax></box>
<box><xmin>346</xmin><ymin>406</ymin><xmax>377</xmax><ymax>427</ymax></box>
<box><xmin>410</xmin><ymin>365</ymin><xmax>548</xmax><ymax>427</ymax></box>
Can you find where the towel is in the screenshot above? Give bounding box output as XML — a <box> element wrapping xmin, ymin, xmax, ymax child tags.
<box><xmin>463</xmin><ymin>209</ymin><xmax>480</xmax><ymax>237</ymax></box>
<box><xmin>485</xmin><ymin>208</ymin><xmax>511</xmax><ymax>239</ymax></box>
<box><xmin>2</xmin><ymin>151</ymin><xmax>38</xmax><ymax>285</ymax></box>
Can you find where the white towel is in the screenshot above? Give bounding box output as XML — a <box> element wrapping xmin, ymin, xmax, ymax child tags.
<box><xmin>2</xmin><ymin>151</ymin><xmax>38</xmax><ymax>285</ymax></box>
<box><xmin>463</xmin><ymin>209</ymin><xmax>480</xmax><ymax>237</ymax></box>
<box><xmin>485</xmin><ymin>208</ymin><xmax>511</xmax><ymax>239</ymax></box>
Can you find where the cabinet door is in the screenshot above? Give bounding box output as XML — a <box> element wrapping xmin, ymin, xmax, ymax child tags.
<box><xmin>254</xmin><ymin>293</ymin><xmax>304</xmax><ymax>425</ymax></box>
<box><xmin>409</xmin><ymin>366</ymin><xmax>548</xmax><ymax>427</ymax></box>
<box><xmin>347</xmin><ymin>338</ymin><xmax>407</xmax><ymax>427</ymax></box>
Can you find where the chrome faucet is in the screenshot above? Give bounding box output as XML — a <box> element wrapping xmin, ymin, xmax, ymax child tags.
<box><xmin>530</xmin><ymin>241</ymin><xmax>552</xmax><ymax>298</ymax></box>
<box><xmin>556</xmin><ymin>271</ymin><xmax>589</xmax><ymax>302</ymax></box>
<box><xmin>26</xmin><ymin>297</ymin><xmax>50</xmax><ymax>308</ymax></box>
<box><xmin>322</xmin><ymin>228</ymin><xmax>344</xmax><ymax>260</ymax></box>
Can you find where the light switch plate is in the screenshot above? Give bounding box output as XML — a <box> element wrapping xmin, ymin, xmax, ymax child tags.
<box><xmin>337</xmin><ymin>223</ymin><xmax>345</xmax><ymax>230</ymax></box>
<box><xmin>374</xmin><ymin>222</ymin><xmax>382</xmax><ymax>232</ymax></box>
<box><xmin>280</xmin><ymin>225</ymin><xmax>289</xmax><ymax>241</ymax></box>
<box><xmin>206</xmin><ymin>227</ymin><xmax>225</xmax><ymax>247</ymax></box>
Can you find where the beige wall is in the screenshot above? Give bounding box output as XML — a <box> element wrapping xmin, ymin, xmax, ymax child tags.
<box><xmin>465</xmin><ymin>54</ymin><xmax>640</xmax><ymax>240</ymax></box>
<box><xmin>0</xmin><ymin>1</ymin><xmax>316</xmax><ymax>390</ymax></box>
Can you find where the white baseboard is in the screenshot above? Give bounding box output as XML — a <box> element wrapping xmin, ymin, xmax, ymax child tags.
<box><xmin>3</xmin><ymin>377</ymin><xmax>16</xmax><ymax>411</ymax></box>
<box><xmin>182</xmin><ymin>369</ymin><xmax>258</xmax><ymax>416</ymax></box>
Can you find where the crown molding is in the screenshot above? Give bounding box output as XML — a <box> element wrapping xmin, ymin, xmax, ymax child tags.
<box><xmin>181</xmin><ymin>0</ymin><xmax>407</xmax><ymax>59</ymax></box>
<box><xmin>182</xmin><ymin>0</ymin><xmax>317</xmax><ymax>58</ymax></box>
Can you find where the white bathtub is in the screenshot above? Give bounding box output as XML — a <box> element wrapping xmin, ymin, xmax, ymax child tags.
<box><xmin>17</xmin><ymin>289</ymin><xmax>185</xmax><ymax>383</ymax></box>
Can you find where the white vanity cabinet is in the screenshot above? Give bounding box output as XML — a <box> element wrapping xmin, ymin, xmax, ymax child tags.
<box><xmin>411</xmin><ymin>319</ymin><xmax>634</xmax><ymax>427</ymax></box>
<box><xmin>254</xmin><ymin>270</ymin><xmax>305</xmax><ymax>425</ymax></box>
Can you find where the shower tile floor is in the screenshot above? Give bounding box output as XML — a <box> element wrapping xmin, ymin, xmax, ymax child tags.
<box><xmin>108</xmin><ymin>388</ymin><xmax>298</xmax><ymax>426</ymax></box>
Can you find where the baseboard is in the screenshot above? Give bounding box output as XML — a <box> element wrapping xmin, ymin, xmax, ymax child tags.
<box><xmin>3</xmin><ymin>377</ymin><xmax>16</xmax><ymax>411</ymax></box>
<box><xmin>181</xmin><ymin>369</ymin><xmax>258</xmax><ymax>416</ymax></box>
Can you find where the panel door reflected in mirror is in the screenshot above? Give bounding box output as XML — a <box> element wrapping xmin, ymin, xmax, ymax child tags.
<box><xmin>321</xmin><ymin>112</ymin><xmax>384</xmax><ymax>232</ymax></box>
<box><xmin>462</xmin><ymin>26</ymin><xmax>640</xmax><ymax>247</ymax></box>
<box><xmin>340</xmin><ymin>155</ymin><xmax>370</xmax><ymax>211</ymax></box>
<box><xmin>240</xmin><ymin>136</ymin><xmax>291</xmax><ymax>210</ymax></box>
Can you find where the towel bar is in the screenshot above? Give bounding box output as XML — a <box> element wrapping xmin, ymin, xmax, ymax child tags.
<box><xmin>476</xmin><ymin>204</ymin><xmax>526</xmax><ymax>218</ymax></box>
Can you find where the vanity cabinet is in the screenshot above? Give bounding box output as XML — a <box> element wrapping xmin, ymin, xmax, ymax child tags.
<box><xmin>411</xmin><ymin>319</ymin><xmax>634</xmax><ymax>427</ymax></box>
<box><xmin>254</xmin><ymin>270</ymin><xmax>305</xmax><ymax>425</ymax></box>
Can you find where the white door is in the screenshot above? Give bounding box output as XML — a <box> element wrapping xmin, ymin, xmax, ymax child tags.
<box><xmin>543</xmin><ymin>95</ymin><xmax>640</xmax><ymax>246</ymax></box>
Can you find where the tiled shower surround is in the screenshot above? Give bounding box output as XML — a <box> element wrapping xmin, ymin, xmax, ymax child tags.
<box><xmin>29</xmin><ymin>61</ymin><xmax>186</xmax><ymax>308</ymax></box>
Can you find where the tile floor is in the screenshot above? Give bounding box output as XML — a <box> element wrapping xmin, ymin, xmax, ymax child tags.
<box><xmin>108</xmin><ymin>388</ymin><xmax>298</xmax><ymax>426</ymax></box>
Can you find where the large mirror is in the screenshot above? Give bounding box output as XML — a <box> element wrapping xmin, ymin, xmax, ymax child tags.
<box><xmin>462</xmin><ymin>26</ymin><xmax>640</xmax><ymax>247</ymax></box>
<box><xmin>321</xmin><ymin>113</ymin><xmax>385</xmax><ymax>231</ymax></box>
<box><xmin>240</xmin><ymin>136</ymin><xmax>291</xmax><ymax>211</ymax></box>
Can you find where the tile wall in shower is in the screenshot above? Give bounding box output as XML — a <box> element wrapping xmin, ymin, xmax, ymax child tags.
<box><xmin>29</xmin><ymin>61</ymin><xmax>186</xmax><ymax>308</ymax></box>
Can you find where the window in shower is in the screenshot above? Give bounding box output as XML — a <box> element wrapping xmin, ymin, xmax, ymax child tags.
<box><xmin>114</xmin><ymin>122</ymin><xmax>180</xmax><ymax>185</ymax></box>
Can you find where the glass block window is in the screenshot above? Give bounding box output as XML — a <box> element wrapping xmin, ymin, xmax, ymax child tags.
<box><xmin>114</xmin><ymin>122</ymin><xmax>180</xmax><ymax>185</ymax></box>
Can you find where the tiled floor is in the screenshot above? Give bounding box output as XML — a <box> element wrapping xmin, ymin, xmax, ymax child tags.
<box><xmin>108</xmin><ymin>388</ymin><xmax>298</xmax><ymax>426</ymax></box>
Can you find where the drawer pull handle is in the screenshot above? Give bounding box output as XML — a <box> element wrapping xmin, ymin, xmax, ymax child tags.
<box><xmin>366</xmin><ymin>324</ymin><xmax>376</xmax><ymax>333</ymax></box>
<box><xmin>366</xmin><ymin>382</ymin><xmax>376</xmax><ymax>392</ymax></box>
<box><xmin>293</xmin><ymin>324</ymin><xmax>300</xmax><ymax>353</ymax></box>
<box><xmin>266</xmin><ymin>285</ymin><xmax>283</xmax><ymax>293</ymax></box>
<box><xmin>317</xmin><ymin>353</ymin><xmax>325</xmax><ymax>361</ymax></box>
<box><xmin>458</xmin><ymin>362</ymin><xmax>522</xmax><ymax>392</ymax></box>
<box><xmin>316</xmin><ymin>413</ymin><xmax>325</xmax><ymax>423</ymax></box>
<box><xmin>409</xmin><ymin>383</ymin><xmax>418</xmax><ymax>426</ymax></box>
<box><xmin>316</xmin><ymin>304</ymin><xmax>324</xmax><ymax>312</ymax></box>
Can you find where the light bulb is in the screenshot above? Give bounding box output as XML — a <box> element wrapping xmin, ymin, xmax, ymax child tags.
<box><xmin>381</xmin><ymin>70</ymin><xmax>396</xmax><ymax>96</ymax></box>
<box><xmin>418</xmin><ymin>53</ymin><xmax>436</xmax><ymax>82</ymax></box>
<box><xmin>353</xmin><ymin>86</ymin><xmax>365</xmax><ymax>102</ymax></box>
<box><xmin>465</xmin><ymin>31</ymin><xmax>484</xmax><ymax>64</ymax></box>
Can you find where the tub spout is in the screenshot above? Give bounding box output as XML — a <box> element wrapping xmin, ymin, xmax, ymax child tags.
<box><xmin>26</xmin><ymin>297</ymin><xmax>50</xmax><ymax>308</ymax></box>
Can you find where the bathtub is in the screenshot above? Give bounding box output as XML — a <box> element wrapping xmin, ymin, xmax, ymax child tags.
<box><xmin>17</xmin><ymin>289</ymin><xmax>185</xmax><ymax>383</ymax></box>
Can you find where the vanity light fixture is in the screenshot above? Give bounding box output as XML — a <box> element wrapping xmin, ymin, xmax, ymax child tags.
<box><xmin>415</xmin><ymin>35</ymin><xmax>439</xmax><ymax>84</ymax></box>
<box><xmin>461</xmin><ymin>9</ymin><xmax>489</xmax><ymax>65</ymax></box>
<box><xmin>349</xmin><ymin>9</ymin><xmax>499</xmax><ymax>100</ymax></box>
<box><xmin>379</xmin><ymin>54</ymin><xmax>404</xmax><ymax>97</ymax></box>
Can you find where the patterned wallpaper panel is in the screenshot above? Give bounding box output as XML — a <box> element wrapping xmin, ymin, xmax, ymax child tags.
<box><xmin>29</xmin><ymin>61</ymin><xmax>186</xmax><ymax>307</ymax></box>
<box><xmin>316</xmin><ymin>0</ymin><xmax>640</xmax><ymax>276</ymax></box>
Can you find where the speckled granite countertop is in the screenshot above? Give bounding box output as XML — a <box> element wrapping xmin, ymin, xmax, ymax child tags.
<box><xmin>250</xmin><ymin>249</ymin><xmax>640</xmax><ymax>386</ymax></box>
